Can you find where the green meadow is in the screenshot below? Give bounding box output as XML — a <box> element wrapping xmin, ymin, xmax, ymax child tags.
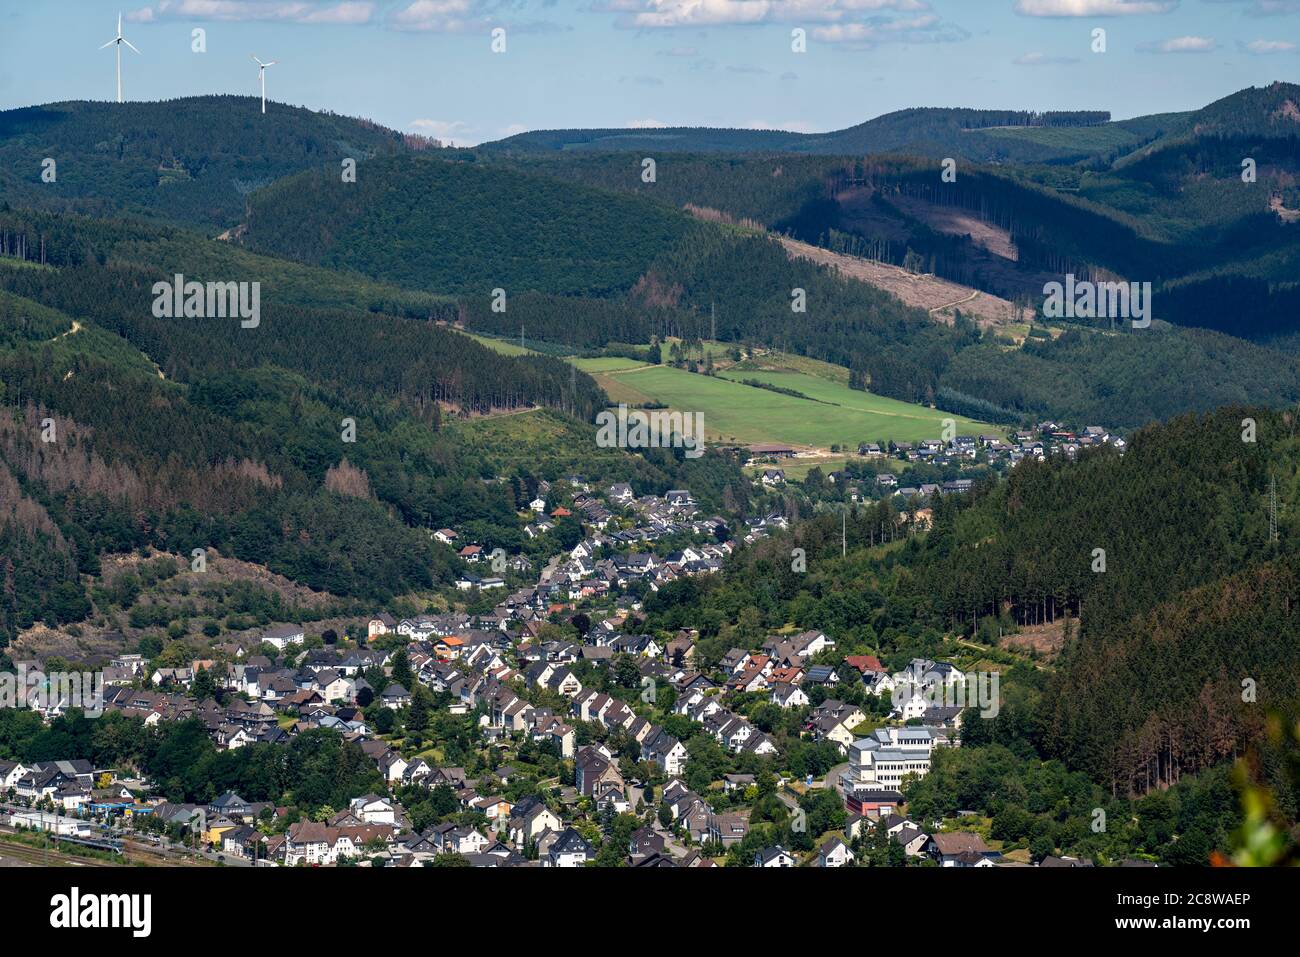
<box><xmin>458</xmin><ymin>331</ymin><xmax>541</xmax><ymax>356</ymax></box>
<box><xmin>570</xmin><ymin>356</ymin><xmax>649</xmax><ymax>373</ymax></box>
<box><xmin>599</xmin><ymin>364</ymin><xmax>998</xmax><ymax>449</ymax></box>
<box><xmin>454</xmin><ymin>331</ymin><xmax>1000</xmax><ymax>450</ymax></box>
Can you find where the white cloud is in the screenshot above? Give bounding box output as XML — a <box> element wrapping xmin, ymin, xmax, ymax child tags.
<box><xmin>126</xmin><ymin>1</ymin><xmax>376</xmax><ymax>24</ymax></box>
<box><xmin>387</xmin><ymin>0</ymin><xmax>562</xmax><ymax>34</ymax></box>
<box><xmin>389</xmin><ymin>0</ymin><xmax>481</xmax><ymax>32</ymax></box>
<box><xmin>297</xmin><ymin>1</ymin><xmax>375</xmax><ymax>23</ymax></box>
<box><xmin>1014</xmin><ymin>51</ymin><xmax>1081</xmax><ymax>64</ymax></box>
<box><xmin>811</xmin><ymin>14</ymin><xmax>966</xmax><ymax>45</ymax></box>
<box><xmin>613</xmin><ymin>0</ymin><xmax>770</xmax><ymax>28</ymax></box>
<box><xmin>1014</xmin><ymin>0</ymin><xmax>1178</xmax><ymax>15</ymax></box>
<box><xmin>1208</xmin><ymin>0</ymin><xmax>1300</xmax><ymax>16</ymax></box>
<box><xmin>407</xmin><ymin>118</ymin><xmax>481</xmax><ymax>144</ymax></box>
<box><xmin>1141</xmin><ymin>35</ymin><xmax>1218</xmax><ymax>53</ymax></box>
<box><xmin>600</xmin><ymin>0</ymin><xmax>937</xmax><ymax>29</ymax></box>
<box><xmin>1241</xmin><ymin>38</ymin><xmax>1298</xmax><ymax>53</ymax></box>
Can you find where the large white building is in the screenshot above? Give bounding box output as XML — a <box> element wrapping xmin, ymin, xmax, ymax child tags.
<box><xmin>7</xmin><ymin>810</ymin><xmax>93</xmax><ymax>837</ymax></box>
<box><xmin>846</xmin><ymin>726</ymin><xmax>938</xmax><ymax>790</ymax></box>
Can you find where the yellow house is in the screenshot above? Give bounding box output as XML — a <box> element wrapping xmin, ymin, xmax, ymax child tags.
<box><xmin>205</xmin><ymin>819</ymin><xmax>239</xmax><ymax>846</ymax></box>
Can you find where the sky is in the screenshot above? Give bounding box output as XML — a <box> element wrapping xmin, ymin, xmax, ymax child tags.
<box><xmin>0</xmin><ymin>0</ymin><xmax>1297</xmax><ymax>145</ymax></box>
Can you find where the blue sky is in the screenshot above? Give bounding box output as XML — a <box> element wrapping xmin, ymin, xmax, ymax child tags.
<box><xmin>1</xmin><ymin>0</ymin><xmax>1297</xmax><ymax>144</ymax></box>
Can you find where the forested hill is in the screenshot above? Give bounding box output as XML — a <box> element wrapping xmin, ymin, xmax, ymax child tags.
<box><xmin>5</xmin><ymin>90</ymin><xmax>1300</xmax><ymax>430</ymax></box>
<box><xmin>483</xmin><ymin>126</ymin><xmax>806</xmax><ymax>155</ymax></box>
<box><xmin>1117</xmin><ymin>81</ymin><xmax>1300</xmax><ymax>161</ymax></box>
<box><xmin>0</xmin><ymin>206</ymin><xmax>596</xmax><ymax>635</ymax></box>
<box><xmin>0</xmin><ymin>199</ymin><xmax>761</xmax><ymax>643</ymax></box>
<box><xmin>0</xmin><ymin>96</ymin><xmax>424</xmax><ymax>229</ymax></box>
<box><xmin>484</xmin><ymin>107</ymin><xmax>1179</xmax><ymax>164</ymax></box>
<box><xmin>237</xmin><ymin>153</ymin><xmax>693</xmax><ymax>297</ymax></box>
<box><xmin>0</xmin><ymin>207</ymin><xmax>606</xmax><ymax>420</ymax></box>
<box><xmin>219</xmin><ymin>145</ymin><xmax>1300</xmax><ymax>427</ymax></box>
<box><xmin>933</xmin><ymin>406</ymin><xmax>1300</xmax><ymax>797</ymax></box>
<box><xmin>477</xmin><ymin>85</ymin><xmax>1300</xmax><ymax>352</ymax></box>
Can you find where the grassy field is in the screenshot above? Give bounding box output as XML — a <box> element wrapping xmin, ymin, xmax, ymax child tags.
<box><xmin>651</xmin><ymin>339</ymin><xmax>851</xmax><ymax>384</ymax></box>
<box><xmin>653</xmin><ymin>338</ymin><xmax>738</xmax><ymax>365</ymax></box>
<box><xmin>572</xmin><ymin>356</ymin><xmax>657</xmax><ymax>406</ymax></box>
<box><xmin>729</xmin><ymin>350</ymin><xmax>851</xmax><ymax>384</ymax></box>
<box><xmin>458</xmin><ymin>330</ymin><xmax>542</xmax><ymax>356</ymax></box>
<box><xmin>570</xmin><ymin>356</ymin><xmax>649</xmax><ymax>372</ymax></box>
<box><xmin>753</xmin><ymin>454</ymin><xmax>849</xmax><ymax>480</ymax></box>
<box><xmin>454</xmin><ymin>332</ymin><xmax>1000</xmax><ymax>453</ymax></box>
<box><xmin>450</xmin><ymin>407</ymin><xmax>639</xmax><ymax>477</ymax></box>
<box><xmin>594</xmin><ymin>364</ymin><xmax>997</xmax><ymax>450</ymax></box>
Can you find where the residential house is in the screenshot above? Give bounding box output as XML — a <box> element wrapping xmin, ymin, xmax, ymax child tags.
<box><xmin>818</xmin><ymin>836</ymin><xmax>855</xmax><ymax>868</ymax></box>
<box><xmin>546</xmin><ymin>827</ymin><xmax>594</xmax><ymax>867</ymax></box>
<box><xmin>925</xmin><ymin>832</ymin><xmax>995</xmax><ymax>867</ymax></box>
<box><xmin>754</xmin><ymin>845</ymin><xmax>796</xmax><ymax>867</ymax></box>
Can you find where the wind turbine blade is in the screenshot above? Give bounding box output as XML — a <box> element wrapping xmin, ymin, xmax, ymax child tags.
<box><xmin>118</xmin><ymin>12</ymin><xmax>123</xmax><ymax>36</ymax></box>
<box><xmin>100</xmin><ymin>38</ymin><xmax>117</xmax><ymax>49</ymax></box>
<box><xmin>251</xmin><ymin>55</ymin><xmax>263</xmax><ymax>65</ymax></box>
<box><xmin>264</xmin><ymin>61</ymin><xmax>277</xmax><ymax>67</ymax></box>
<box><xmin>124</xmin><ymin>39</ymin><xmax>141</xmax><ymax>55</ymax></box>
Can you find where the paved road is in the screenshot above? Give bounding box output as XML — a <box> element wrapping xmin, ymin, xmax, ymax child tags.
<box><xmin>823</xmin><ymin>763</ymin><xmax>850</xmax><ymax>798</ymax></box>
<box><xmin>654</xmin><ymin>825</ymin><xmax>692</xmax><ymax>859</ymax></box>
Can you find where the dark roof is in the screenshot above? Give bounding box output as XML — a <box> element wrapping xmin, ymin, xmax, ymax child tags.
<box><xmin>755</xmin><ymin>845</ymin><xmax>792</xmax><ymax>864</ymax></box>
<box><xmin>551</xmin><ymin>827</ymin><xmax>594</xmax><ymax>857</ymax></box>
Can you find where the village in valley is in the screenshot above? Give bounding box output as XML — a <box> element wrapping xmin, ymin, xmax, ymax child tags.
<box><xmin>0</xmin><ymin>418</ymin><xmax>1134</xmax><ymax>869</ymax></box>
<box><xmin>751</xmin><ymin>419</ymin><xmax>1127</xmax><ymax>499</ymax></box>
<box><xmin>6</xmin><ymin>6</ymin><xmax>1300</xmax><ymax>937</ymax></box>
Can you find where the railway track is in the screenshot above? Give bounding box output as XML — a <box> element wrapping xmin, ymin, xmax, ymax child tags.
<box><xmin>0</xmin><ymin>837</ymin><xmax>116</xmax><ymax>867</ymax></box>
<box><xmin>121</xmin><ymin>839</ymin><xmax>211</xmax><ymax>866</ymax></box>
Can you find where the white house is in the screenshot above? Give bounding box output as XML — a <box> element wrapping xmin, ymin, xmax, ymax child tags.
<box><xmin>350</xmin><ymin>794</ymin><xmax>397</xmax><ymax>826</ymax></box>
<box><xmin>755</xmin><ymin>845</ymin><xmax>796</xmax><ymax>867</ymax></box>
<box><xmin>260</xmin><ymin>625</ymin><xmax>304</xmax><ymax>652</ymax></box>
<box><xmin>642</xmin><ymin>728</ymin><xmax>689</xmax><ymax>776</ymax></box>
<box><xmin>818</xmin><ymin>836</ymin><xmax>855</xmax><ymax>868</ymax></box>
<box><xmin>546</xmin><ymin>827</ymin><xmax>594</xmax><ymax>867</ymax></box>
<box><xmin>770</xmin><ymin>683</ymin><xmax>809</xmax><ymax>710</ymax></box>
<box><xmin>367</xmin><ymin>614</ymin><xmax>395</xmax><ymax>639</ymax></box>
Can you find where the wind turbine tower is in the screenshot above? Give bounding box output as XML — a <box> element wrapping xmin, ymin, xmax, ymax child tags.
<box><xmin>99</xmin><ymin>13</ymin><xmax>141</xmax><ymax>104</ymax></box>
<box><xmin>251</xmin><ymin>56</ymin><xmax>278</xmax><ymax>114</ymax></box>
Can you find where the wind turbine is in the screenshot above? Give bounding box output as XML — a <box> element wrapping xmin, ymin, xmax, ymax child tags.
<box><xmin>99</xmin><ymin>13</ymin><xmax>140</xmax><ymax>104</ymax></box>
<box><xmin>251</xmin><ymin>56</ymin><xmax>278</xmax><ymax>114</ymax></box>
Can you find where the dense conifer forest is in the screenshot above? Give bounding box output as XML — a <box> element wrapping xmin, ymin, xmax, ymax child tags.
<box><xmin>0</xmin><ymin>97</ymin><xmax>422</xmax><ymax>228</ymax></box>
